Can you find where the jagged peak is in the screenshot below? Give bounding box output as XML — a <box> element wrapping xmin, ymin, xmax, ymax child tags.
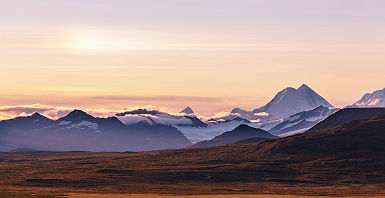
<box><xmin>60</xmin><ymin>109</ymin><xmax>95</xmax><ymax>121</ymax></box>
<box><xmin>29</xmin><ymin>112</ymin><xmax>51</xmax><ymax>120</ymax></box>
<box><xmin>298</xmin><ymin>83</ymin><xmax>311</xmax><ymax>90</ymax></box>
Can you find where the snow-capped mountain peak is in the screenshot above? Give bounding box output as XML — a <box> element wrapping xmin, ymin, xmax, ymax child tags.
<box><xmin>298</xmin><ymin>83</ymin><xmax>313</xmax><ymax>91</ymax></box>
<box><xmin>349</xmin><ymin>88</ymin><xmax>385</xmax><ymax>108</ymax></box>
<box><xmin>217</xmin><ymin>84</ymin><xmax>333</xmax><ymax>123</ymax></box>
<box><xmin>259</xmin><ymin>84</ymin><xmax>333</xmax><ymax>118</ymax></box>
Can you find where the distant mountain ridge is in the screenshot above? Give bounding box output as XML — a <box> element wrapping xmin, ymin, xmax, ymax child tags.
<box><xmin>1</xmin><ymin>85</ymin><xmax>383</xmax><ymax>147</ymax></box>
<box><xmin>189</xmin><ymin>124</ymin><xmax>277</xmax><ymax>148</ymax></box>
<box><xmin>0</xmin><ymin>110</ymin><xmax>191</xmax><ymax>152</ymax></box>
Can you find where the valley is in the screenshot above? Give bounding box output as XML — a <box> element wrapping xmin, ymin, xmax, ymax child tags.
<box><xmin>0</xmin><ymin>114</ymin><xmax>384</xmax><ymax>197</ymax></box>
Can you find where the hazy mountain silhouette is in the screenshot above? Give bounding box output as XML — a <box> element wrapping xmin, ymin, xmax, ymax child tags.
<box><xmin>0</xmin><ymin>110</ymin><xmax>191</xmax><ymax>152</ymax></box>
<box><xmin>189</xmin><ymin>124</ymin><xmax>277</xmax><ymax>148</ymax></box>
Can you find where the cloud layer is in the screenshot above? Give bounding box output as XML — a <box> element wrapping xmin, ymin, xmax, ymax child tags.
<box><xmin>0</xmin><ymin>104</ymin><xmax>117</xmax><ymax>120</ymax></box>
<box><xmin>0</xmin><ymin>104</ymin><xmax>196</xmax><ymax>127</ymax></box>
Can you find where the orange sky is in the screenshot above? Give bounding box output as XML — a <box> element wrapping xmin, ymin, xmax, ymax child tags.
<box><xmin>1</xmin><ymin>0</ymin><xmax>384</xmax><ymax>116</ymax></box>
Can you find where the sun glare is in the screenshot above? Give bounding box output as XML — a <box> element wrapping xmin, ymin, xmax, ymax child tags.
<box><xmin>69</xmin><ymin>29</ymin><xmax>113</xmax><ymax>51</ymax></box>
<box><xmin>65</xmin><ymin>28</ymin><xmax>130</xmax><ymax>52</ymax></box>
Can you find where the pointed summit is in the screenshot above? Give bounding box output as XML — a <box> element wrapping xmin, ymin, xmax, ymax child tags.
<box><xmin>31</xmin><ymin>112</ymin><xmax>43</xmax><ymax>118</ymax></box>
<box><xmin>29</xmin><ymin>112</ymin><xmax>51</xmax><ymax>122</ymax></box>
<box><xmin>259</xmin><ymin>84</ymin><xmax>333</xmax><ymax>118</ymax></box>
<box><xmin>180</xmin><ymin>107</ymin><xmax>194</xmax><ymax>114</ymax></box>
<box><xmin>298</xmin><ymin>84</ymin><xmax>311</xmax><ymax>90</ymax></box>
<box><xmin>59</xmin><ymin>109</ymin><xmax>96</xmax><ymax>122</ymax></box>
<box><xmin>297</xmin><ymin>84</ymin><xmax>333</xmax><ymax>108</ymax></box>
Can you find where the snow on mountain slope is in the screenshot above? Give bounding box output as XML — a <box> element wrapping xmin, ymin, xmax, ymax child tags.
<box><xmin>269</xmin><ymin>106</ymin><xmax>339</xmax><ymax>137</ymax></box>
<box><xmin>116</xmin><ymin>108</ymin><xmax>207</xmax><ymax>128</ymax></box>
<box><xmin>0</xmin><ymin>110</ymin><xmax>192</xmax><ymax>152</ymax></box>
<box><xmin>260</xmin><ymin>84</ymin><xmax>333</xmax><ymax>118</ymax></box>
<box><xmin>175</xmin><ymin>118</ymin><xmax>260</xmax><ymax>143</ymax></box>
<box><xmin>348</xmin><ymin>88</ymin><xmax>385</xmax><ymax>108</ymax></box>
<box><xmin>68</xmin><ymin>121</ymin><xmax>98</xmax><ymax>130</ymax></box>
<box><xmin>216</xmin><ymin>84</ymin><xmax>333</xmax><ymax>122</ymax></box>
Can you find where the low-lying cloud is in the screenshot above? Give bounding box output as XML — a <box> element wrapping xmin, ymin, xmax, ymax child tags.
<box><xmin>0</xmin><ymin>104</ymin><xmax>195</xmax><ymax>127</ymax></box>
<box><xmin>0</xmin><ymin>104</ymin><xmax>117</xmax><ymax>120</ymax></box>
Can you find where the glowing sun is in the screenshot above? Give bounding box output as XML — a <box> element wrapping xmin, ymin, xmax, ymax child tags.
<box><xmin>65</xmin><ymin>28</ymin><xmax>130</xmax><ymax>52</ymax></box>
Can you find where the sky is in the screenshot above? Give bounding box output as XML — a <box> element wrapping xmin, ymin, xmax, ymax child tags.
<box><xmin>1</xmin><ymin>0</ymin><xmax>384</xmax><ymax>118</ymax></box>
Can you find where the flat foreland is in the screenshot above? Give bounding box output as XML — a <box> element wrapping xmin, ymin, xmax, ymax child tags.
<box><xmin>0</xmin><ymin>148</ymin><xmax>383</xmax><ymax>197</ymax></box>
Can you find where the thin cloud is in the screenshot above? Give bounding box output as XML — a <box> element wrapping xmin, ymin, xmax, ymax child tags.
<box><xmin>0</xmin><ymin>104</ymin><xmax>117</xmax><ymax>120</ymax></box>
<box><xmin>82</xmin><ymin>95</ymin><xmax>223</xmax><ymax>103</ymax></box>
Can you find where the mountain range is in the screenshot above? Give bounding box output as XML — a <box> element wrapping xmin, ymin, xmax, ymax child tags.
<box><xmin>100</xmin><ymin>85</ymin><xmax>385</xmax><ymax>143</ymax></box>
<box><xmin>181</xmin><ymin>108</ymin><xmax>385</xmax><ymax>161</ymax></box>
<box><xmin>0</xmin><ymin>84</ymin><xmax>384</xmax><ymax>197</ymax></box>
<box><xmin>0</xmin><ymin>85</ymin><xmax>384</xmax><ymax>152</ymax></box>
<box><xmin>7</xmin><ymin>109</ymin><xmax>382</xmax><ymax>195</ymax></box>
<box><xmin>173</xmin><ymin>84</ymin><xmax>337</xmax><ymax>141</ymax></box>
<box><xmin>181</xmin><ymin>86</ymin><xmax>385</xmax><ymax>141</ymax></box>
<box><xmin>0</xmin><ymin>110</ymin><xmax>191</xmax><ymax>152</ymax></box>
